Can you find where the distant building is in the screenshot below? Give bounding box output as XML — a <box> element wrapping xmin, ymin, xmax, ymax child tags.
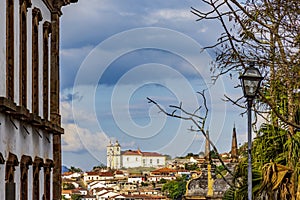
<box><xmin>107</xmin><ymin>141</ymin><xmax>166</xmax><ymax>169</ymax></box>
<box><xmin>230</xmin><ymin>124</ymin><xmax>238</xmax><ymax>162</ymax></box>
<box><xmin>107</xmin><ymin>140</ymin><xmax>122</xmax><ymax>169</ymax></box>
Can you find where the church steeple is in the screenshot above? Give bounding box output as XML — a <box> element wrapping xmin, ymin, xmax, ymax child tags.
<box><xmin>231</xmin><ymin>124</ymin><xmax>238</xmax><ymax>162</ymax></box>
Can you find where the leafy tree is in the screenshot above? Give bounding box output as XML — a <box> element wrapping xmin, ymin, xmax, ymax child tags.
<box><xmin>71</xmin><ymin>194</ymin><xmax>82</xmax><ymax>200</ymax></box>
<box><xmin>209</xmin><ymin>150</ymin><xmax>218</xmax><ymax>159</ymax></box>
<box><xmin>186</xmin><ymin>153</ymin><xmax>196</xmax><ymax>158</ymax></box>
<box><xmin>164</xmin><ymin>154</ymin><xmax>172</xmax><ymax>160</ymax></box>
<box><xmin>141</xmin><ymin>182</ymin><xmax>149</xmax><ymax>187</ymax></box>
<box><xmin>191</xmin><ymin>0</ymin><xmax>300</xmax><ymax>198</ymax></box>
<box><xmin>62</xmin><ymin>182</ymin><xmax>75</xmax><ymax>190</ymax></box>
<box><xmin>68</xmin><ymin>166</ymin><xmax>82</xmax><ymax>173</ymax></box>
<box><xmin>151</xmin><ymin>181</ymin><xmax>156</xmax><ymax>188</ymax></box>
<box><xmin>162</xmin><ymin>176</ymin><xmax>187</xmax><ymax>200</ymax></box>
<box><xmin>184</xmin><ymin>163</ymin><xmax>199</xmax><ymax>171</ymax></box>
<box><xmin>158</xmin><ymin>178</ymin><xmax>167</xmax><ymax>184</ymax></box>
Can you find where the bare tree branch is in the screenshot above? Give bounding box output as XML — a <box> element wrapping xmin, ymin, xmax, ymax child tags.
<box><xmin>147</xmin><ymin>91</ymin><xmax>239</xmax><ymax>186</ymax></box>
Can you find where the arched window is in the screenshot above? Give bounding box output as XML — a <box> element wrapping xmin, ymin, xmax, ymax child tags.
<box><xmin>6</xmin><ymin>0</ymin><xmax>14</xmax><ymax>101</ymax></box>
<box><xmin>20</xmin><ymin>155</ymin><xmax>32</xmax><ymax>200</ymax></box>
<box><xmin>32</xmin><ymin>157</ymin><xmax>44</xmax><ymax>200</ymax></box>
<box><xmin>19</xmin><ymin>0</ymin><xmax>32</xmax><ymax>107</ymax></box>
<box><xmin>31</xmin><ymin>7</ymin><xmax>42</xmax><ymax>115</ymax></box>
<box><xmin>5</xmin><ymin>152</ymin><xmax>19</xmax><ymax>200</ymax></box>
<box><xmin>43</xmin><ymin>159</ymin><xmax>53</xmax><ymax>200</ymax></box>
<box><xmin>43</xmin><ymin>22</ymin><xmax>51</xmax><ymax>120</ymax></box>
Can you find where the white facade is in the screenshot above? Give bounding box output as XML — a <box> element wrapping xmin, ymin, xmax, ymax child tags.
<box><xmin>106</xmin><ymin>141</ymin><xmax>166</xmax><ymax>169</ymax></box>
<box><xmin>127</xmin><ymin>176</ymin><xmax>143</xmax><ymax>184</ymax></box>
<box><xmin>122</xmin><ymin>154</ymin><xmax>142</xmax><ymax>168</ymax></box>
<box><xmin>107</xmin><ymin>141</ymin><xmax>121</xmax><ymax>170</ymax></box>
<box><xmin>141</xmin><ymin>156</ymin><xmax>166</xmax><ymax>168</ymax></box>
<box><xmin>0</xmin><ymin>0</ymin><xmax>76</xmax><ymax>199</ymax></box>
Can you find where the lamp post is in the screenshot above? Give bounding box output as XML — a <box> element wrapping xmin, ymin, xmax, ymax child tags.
<box><xmin>239</xmin><ymin>63</ymin><xmax>263</xmax><ymax>200</ymax></box>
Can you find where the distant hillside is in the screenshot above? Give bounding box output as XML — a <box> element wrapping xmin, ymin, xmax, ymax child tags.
<box><xmin>62</xmin><ymin>165</ymin><xmax>69</xmax><ymax>173</ymax></box>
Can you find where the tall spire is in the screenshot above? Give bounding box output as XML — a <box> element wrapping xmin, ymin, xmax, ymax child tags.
<box><xmin>205</xmin><ymin>130</ymin><xmax>211</xmax><ymax>162</ymax></box>
<box><xmin>231</xmin><ymin>124</ymin><xmax>238</xmax><ymax>162</ymax></box>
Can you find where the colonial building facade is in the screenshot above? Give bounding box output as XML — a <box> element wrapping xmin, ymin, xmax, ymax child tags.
<box><xmin>0</xmin><ymin>0</ymin><xmax>76</xmax><ymax>199</ymax></box>
<box><xmin>107</xmin><ymin>141</ymin><xmax>166</xmax><ymax>169</ymax></box>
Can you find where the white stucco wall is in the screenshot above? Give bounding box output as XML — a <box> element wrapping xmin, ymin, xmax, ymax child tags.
<box><xmin>0</xmin><ymin>112</ymin><xmax>53</xmax><ymax>199</ymax></box>
<box><xmin>122</xmin><ymin>155</ymin><xmax>142</xmax><ymax>168</ymax></box>
<box><xmin>0</xmin><ymin>0</ymin><xmax>54</xmax><ymax>200</ymax></box>
<box><xmin>142</xmin><ymin>156</ymin><xmax>166</xmax><ymax>168</ymax></box>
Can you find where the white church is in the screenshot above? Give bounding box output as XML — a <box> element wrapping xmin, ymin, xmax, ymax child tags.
<box><xmin>107</xmin><ymin>141</ymin><xmax>166</xmax><ymax>169</ymax></box>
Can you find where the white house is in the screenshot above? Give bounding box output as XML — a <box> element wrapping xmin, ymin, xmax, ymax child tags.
<box><xmin>80</xmin><ymin>195</ymin><xmax>96</xmax><ymax>200</ymax></box>
<box><xmin>127</xmin><ymin>175</ymin><xmax>144</xmax><ymax>184</ymax></box>
<box><xmin>84</xmin><ymin>172</ymin><xmax>101</xmax><ymax>183</ymax></box>
<box><xmin>88</xmin><ymin>181</ymin><xmax>106</xmax><ymax>190</ymax></box>
<box><xmin>97</xmin><ymin>191</ymin><xmax>125</xmax><ymax>200</ymax></box>
<box><xmin>62</xmin><ymin>172</ymin><xmax>82</xmax><ymax>180</ymax></box>
<box><xmin>84</xmin><ymin>171</ymin><xmax>114</xmax><ymax>185</ymax></box>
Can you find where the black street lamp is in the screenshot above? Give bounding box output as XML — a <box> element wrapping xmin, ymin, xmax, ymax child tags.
<box><xmin>239</xmin><ymin>63</ymin><xmax>263</xmax><ymax>200</ymax></box>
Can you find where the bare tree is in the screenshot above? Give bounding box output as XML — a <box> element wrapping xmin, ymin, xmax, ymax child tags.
<box><xmin>147</xmin><ymin>90</ymin><xmax>236</xmax><ymax>187</ymax></box>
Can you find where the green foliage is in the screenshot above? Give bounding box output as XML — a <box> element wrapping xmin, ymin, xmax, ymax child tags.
<box><xmin>62</xmin><ymin>182</ymin><xmax>75</xmax><ymax>190</ymax></box>
<box><xmin>184</xmin><ymin>163</ymin><xmax>199</xmax><ymax>170</ymax></box>
<box><xmin>186</xmin><ymin>153</ymin><xmax>196</xmax><ymax>158</ymax></box>
<box><xmin>164</xmin><ymin>154</ymin><xmax>172</xmax><ymax>160</ymax></box>
<box><xmin>71</xmin><ymin>194</ymin><xmax>82</xmax><ymax>200</ymax></box>
<box><xmin>225</xmin><ymin>125</ymin><xmax>300</xmax><ymax>199</ymax></box>
<box><xmin>68</xmin><ymin>166</ymin><xmax>82</xmax><ymax>173</ymax></box>
<box><xmin>158</xmin><ymin>178</ymin><xmax>167</xmax><ymax>184</ymax></box>
<box><xmin>162</xmin><ymin>177</ymin><xmax>187</xmax><ymax>200</ymax></box>
<box><xmin>252</xmin><ymin>123</ymin><xmax>289</xmax><ymax>168</ymax></box>
<box><xmin>62</xmin><ymin>196</ymin><xmax>68</xmax><ymax>200</ymax></box>
<box><xmin>141</xmin><ymin>182</ymin><xmax>149</xmax><ymax>187</ymax></box>
<box><xmin>210</xmin><ymin>150</ymin><xmax>218</xmax><ymax>159</ymax></box>
<box><xmin>151</xmin><ymin>181</ymin><xmax>156</xmax><ymax>188</ymax></box>
<box><xmin>93</xmin><ymin>163</ymin><xmax>107</xmax><ymax>171</ymax></box>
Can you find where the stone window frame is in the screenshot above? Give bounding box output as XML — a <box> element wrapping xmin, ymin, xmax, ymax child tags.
<box><xmin>0</xmin><ymin>152</ymin><xmax>4</xmax><ymax>164</ymax></box>
<box><xmin>5</xmin><ymin>152</ymin><xmax>19</xmax><ymax>182</ymax></box>
<box><xmin>43</xmin><ymin>159</ymin><xmax>53</xmax><ymax>200</ymax></box>
<box><xmin>19</xmin><ymin>0</ymin><xmax>32</xmax><ymax>107</ymax></box>
<box><xmin>6</xmin><ymin>0</ymin><xmax>14</xmax><ymax>101</ymax></box>
<box><xmin>20</xmin><ymin>155</ymin><xmax>32</xmax><ymax>200</ymax></box>
<box><xmin>31</xmin><ymin>7</ymin><xmax>43</xmax><ymax>115</ymax></box>
<box><xmin>5</xmin><ymin>152</ymin><xmax>19</xmax><ymax>200</ymax></box>
<box><xmin>43</xmin><ymin>21</ymin><xmax>51</xmax><ymax>120</ymax></box>
<box><xmin>32</xmin><ymin>156</ymin><xmax>44</xmax><ymax>200</ymax></box>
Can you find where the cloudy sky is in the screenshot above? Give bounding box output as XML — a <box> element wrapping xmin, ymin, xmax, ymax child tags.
<box><xmin>59</xmin><ymin>0</ymin><xmax>248</xmax><ymax>170</ymax></box>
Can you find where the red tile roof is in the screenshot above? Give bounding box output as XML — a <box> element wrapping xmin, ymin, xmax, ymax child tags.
<box><xmin>62</xmin><ymin>172</ymin><xmax>73</xmax><ymax>176</ymax></box>
<box><xmin>122</xmin><ymin>150</ymin><xmax>142</xmax><ymax>155</ymax></box>
<box><xmin>99</xmin><ymin>171</ymin><xmax>114</xmax><ymax>176</ymax></box>
<box><xmin>151</xmin><ymin>167</ymin><xmax>177</xmax><ymax>174</ymax></box>
<box><xmin>115</xmin><ymin>170</ymin><xmax>124</xmax><ymax>175</ymax></box>
<box><xmin>142</xmin><ymin>152</ymin><xmax>164</xmax><ymax>157</ymax></box>
<box><xmin>122</xmin><ymin>150</ymin><xmax>164</xmax><ymax>157</ymax></box>
<box><xmin>86</xmin><ymin>172</ymin><xmax>99</xmax><ymax>176</ymax></box>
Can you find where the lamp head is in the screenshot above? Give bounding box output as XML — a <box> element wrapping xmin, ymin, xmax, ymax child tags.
<box><xmin>239</xmin><ymin>63</ymin><xmax>263</xmax><ymax>99</ymax></box>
